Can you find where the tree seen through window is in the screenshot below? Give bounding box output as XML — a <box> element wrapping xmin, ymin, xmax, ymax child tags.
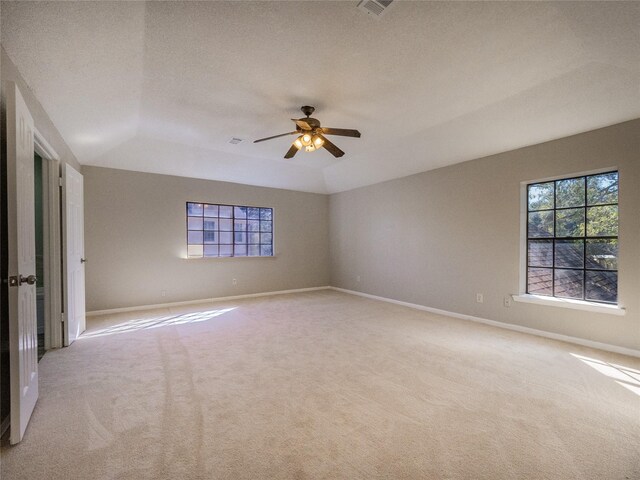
<box><xmin>527</xmin><ymin>172</ymin><xmax>618</xmax><ymax>303</ymax></box>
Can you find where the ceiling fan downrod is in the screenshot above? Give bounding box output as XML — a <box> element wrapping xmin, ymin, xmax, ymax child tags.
<box><xmin>300</xmin><ymin>105</ymin><xmax>315</xmax><ymax>118</ymax></box>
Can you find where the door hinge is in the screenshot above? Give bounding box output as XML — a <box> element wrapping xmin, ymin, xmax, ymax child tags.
<box><xmin>61</xmin><ymin>312</ymin><xmax>65</xmax><ymax>324</ymax></box>
<box><xmin>59</xmin><ymin>177</ymin><xmax>63</xmax><ymax>187</ymax></box>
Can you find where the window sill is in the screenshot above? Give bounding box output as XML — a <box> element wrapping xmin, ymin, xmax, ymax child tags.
<box><xmin>185</xmin><ymin>255</ymin><xmax>277</xmax><ymax>260</ymax></box>
<box><xmin>512</xmin><ymin>294</ymin><xmax>625</xmax><ymax>316</ymax></box>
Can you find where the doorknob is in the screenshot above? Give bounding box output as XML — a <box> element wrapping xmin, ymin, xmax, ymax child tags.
<box><xmin>19</xmin><ymin>274</ymin><xmax>37</xmax><ymax>286</ymax></box>
<box><xmin>80</xmin><ymin>258</ymin><xmax>87</xmax><ymax>264</ymax></box>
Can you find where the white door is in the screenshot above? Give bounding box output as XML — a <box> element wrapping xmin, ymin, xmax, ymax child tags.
<box><xmin>6</xmin><ymin>82</ymin><xmax>39</xmax><ymax>445</ymax></box>
<box><xmin>64</xmin><ymin>164</ymin><xmax>86</xmax><ymax>345</ymax></box>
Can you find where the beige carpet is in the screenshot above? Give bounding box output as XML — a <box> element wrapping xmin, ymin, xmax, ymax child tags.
<box><xmin>1</xmin><ymin>290</ymin><xmax>639</xmax><ymax>479</ymax></box>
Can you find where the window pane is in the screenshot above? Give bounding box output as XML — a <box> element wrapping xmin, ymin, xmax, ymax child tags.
<box><xmin>555</xmin><ymin>240</ymin><xmax>584</xmax><ymax>269</ymax></box>
<box><xmin>554</xmin><ymin>269</ymin><xmax>583</xmax><ymax>299</ymax></box>
<box><xmin>187</xmin><ymin>203</ymin><xmax>203</xmax><ymax>216</ymax></box>
<box><xmin>219</xmin><ymin>218</ymin><xmax>233</xmax><ymax>231</ymax></box>
<box><xmin>528</xmin><ymin>211</ymin><xmax>554</xmax><ymax>237</ymax></box>
<box><xmin>586</xmin><ymin>239</ymin><xmax>618</xmax><ymax>270</ymax></box>
<box><xmin>203</xmin><ymin>245</ymin><xmax>218</xmax><ymax>257</ymax></box>
<box><xmin>187</xmin><ymin>216</ymin><xmax>203</xmax><ymax>230</ymax></box>
<box><xmin>234</xmin><ymin>244</ymin><xmax>247</xmax><ymax>256</ymax></box>
<box><xmin>527</xmin><ymin>268</ymin><xmax>552</xmax><ymax>295</ymax></box>
<box><xmin>587</xmin><ymin>206</ymin><xmax>618</xmax><ymax>237</ymax></box>
<box><xmin>248</xmin><ymin>232</ymin><xmax>260</xmax><ymax>244</ymax></box>
<box><xmin>204</xmin><ymin>204</ymin><xmax>219</xmax><ymax>217</ymax></box>
<box><xmin>260</xmin><ymin>244</ymin><xmax>273</xmax><ymax>256</ymax></box>
<box><xmin>260</xmin><ymin>208</ymin><xmax>273</xmax><ymax>221</ymax></box>
<box><xmin>260</xmin><ymin>221</ymin><xmax>272</xmax><ymax>233</ymax></box>
<box><xmin>528</xmin><ymin>240</ymin><xmax>552</xmax><ymax>267</ymax></box>
<box><xmin>556</xmin><ymin>208</ymin><xmax>584</xmax><ymax>237</ymax></box>
<box><xmin>247</xmin><ymin>207</ymin><xmax>260</xmax><ymax>219</ymax></box>
<box><xmin>248</xmin><ymin>245</ymin><xmax>260</xmax><ymax>256</ymax></box>
<box><xmin>204</xmin><ymin>231</ymin><xmax>216</xmax><ymax>244</ymax></box>
<box><xmin>234</xmin><ymin>206</ymin><xmax>247</xmax><ymax>219</ymax></box>
<box><xmin>203</xmin><ymin>218</ymin><xmax>216</xmax><ymax>231</ymax></box>
<box><xmin>219</xmin><ymin>244</ymin><xmax>233</xmax><ymax>257</ymax></box>
<box><xmin>187</xmin><ymin>231</ymin><xmax>203</xmax><ymax>245</ymax></box>
<box><xmin>248</xmin><ymin>220</ymin><xmax>260</xmax><ymax>232</ymax></box>
<box><xmin>528</xmin><ymin>183</ymin><xmax>554</xmax><ymax>211</ymax></box>
<box><xmin>587</xmin><ymin>172</ymin><xmax>618</xmax><ymax>205</ymax></box>
<box><xmin>556</xmin><ymin>178</ymin><xmax>584</xmax><ymax>208</ymax></box>
<box><xmin>187</xmin><ymin>245</ymin><xmax>203</xmax><ymax>257</ymax></box>
<box><xmin>234</xmin><ymin>231</ymin><xmax>246</xmax><ymax>244</ymax></box>
<box><xmin>219</xmin><ymin>205</ymin><xmax>233</xmax><ymax>218</ymax></box>
<box><xmin>261</xmin><ymin>232</ymin><xmax>273</xmax><ymax>245</ymax></box>
<box><xmin>219</xmin><ymin>232</ymin><xmax>232</xmax><ymax>244</ymax></box>
<box><xmin>234</xmin><ymin>219</ymin><xmax>247</xmax><ymax>232</ymax></box>
<box><xmin>585</xmin><ymin>271</ymin><xmax>617</xmax><ymax>303</ymax></box>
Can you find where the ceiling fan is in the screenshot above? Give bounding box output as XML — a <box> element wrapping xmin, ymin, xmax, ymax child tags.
<box><xmin>254</xmin><ymin>106</ymin><xmax>361</xmax><ymax>159</ymax></box>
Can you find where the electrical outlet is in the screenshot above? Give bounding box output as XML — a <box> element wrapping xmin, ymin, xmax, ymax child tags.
<box><xmin>356</xmin><ymin>275</ymin><xmax>361</xmax><ymax>283</ymax></box>
<box><xmin>232</xmin><ymin>278</ymin><xmax>237</xmax><ymax>286</ymax></box>
<box><xmin>504</xmin><ymin>296</ymin><xmax>512</xmax><ymax>308</ymax></box>
<box><xmin>476</xmin><ymin>293</ymin><xmax>484</xmax><ymax>304</ymax></box>
<box><xmin>161</xmin><ymin>290</ymin><xmax>166</xmax><ymax>298</ymax></box>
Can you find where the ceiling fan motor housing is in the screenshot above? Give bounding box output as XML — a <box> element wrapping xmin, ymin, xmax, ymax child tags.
<box><xmin>299</xmin><ymin>117</ymin><xmax>321</xmax><ymax>130</ymax></box>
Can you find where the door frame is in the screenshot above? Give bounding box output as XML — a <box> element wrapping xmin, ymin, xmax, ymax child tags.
<box><xmin>33</xmin><ymin>129</ymin><xmax>63</xmax><ymax>350</ymax></box>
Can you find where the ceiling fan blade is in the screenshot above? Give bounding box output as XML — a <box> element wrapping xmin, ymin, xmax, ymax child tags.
<box><xmin>321</xmin><ymin>127</ymin><xmax>361</xmax><ymax>138</ymax></box>
<box><xmin>320</xmin><ymin>135</ymin><xmax>345</xmax><ymax>158</ymax></box>
<box><xmin>292</xmin><ymin>119</ymin><xmax>312</xmax><ymax>130</ymax></box>
<box><xmin>284</xmin><ymin>144</ymin><xmax>300</xmax><ymax>159</ymax></box>
<box><xmin>254</xmin><ymin>131</ymin><xmax>298</xmax><ymax>143</ymax></box>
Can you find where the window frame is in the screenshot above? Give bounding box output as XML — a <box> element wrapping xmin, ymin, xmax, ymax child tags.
<box><xmin>517</xmin><ymin>168</ymin><xmax>624</xmax><ymax>313</ymax></box>
<box><xmin>185</xmin><ymin>202</ymin><xmax>274</xmax><ymax>258</ymax></box>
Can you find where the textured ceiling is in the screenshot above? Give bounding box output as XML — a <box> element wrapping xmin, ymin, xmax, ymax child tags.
<box><xmin>2</xmin><ymin>1</ymin><xmax>639</xmax><ymax>193</ymax></box>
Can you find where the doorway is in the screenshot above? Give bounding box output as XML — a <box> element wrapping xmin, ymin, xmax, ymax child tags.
<box><xmin>33</xmin><ymin>135</ymin><xmax>64</xmax><ymax>355</ymax></box>
<box><xmin>34</xmin><ymin>153</ymin><xmax>45</xmax><ymax>361</ymax></box>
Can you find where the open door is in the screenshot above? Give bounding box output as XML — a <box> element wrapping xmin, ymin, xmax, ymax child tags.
<box><xmin>6</xmin><ymin>82</ymin><xmax>39</xmax><ymax>444</ymax></box>
<box><xmin>63</xmin><ymin>164</ymin><xmax>85</xmax><ymax>345</ymax></box>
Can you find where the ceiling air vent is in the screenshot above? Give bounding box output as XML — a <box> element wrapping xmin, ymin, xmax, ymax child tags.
<box><xmin>228</xmin><ymin>137</ymin><xmax>243</xmax><ymax>145</ymax></box>
<box><xmin>357</xmin><ymin>0</ymin><xmax>394</xmax><ymax>18</ymax></box>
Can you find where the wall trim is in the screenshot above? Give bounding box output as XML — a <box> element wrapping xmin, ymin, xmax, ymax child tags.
<box><xmin>86</xmin><ymin>286</ymin><xmax>331</xmax><ymax>317</ymax></box>
<box><xmin>34</xmin><ymin>127</ymin><xmax>60</xmax><ymax>161</ymax></box>
<box><xmin>330</xmin><ymin>287</ymin><xmax>640</xmax><ymax>359</ymax></box>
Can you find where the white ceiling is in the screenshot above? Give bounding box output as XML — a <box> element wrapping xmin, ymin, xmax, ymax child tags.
<box><xmin>2</xmin><ymin>1</ymin><xmax>639</xmax><ymax>194</ymax></box>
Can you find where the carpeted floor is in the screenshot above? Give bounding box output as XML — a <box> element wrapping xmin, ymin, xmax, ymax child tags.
<box><xmin>1</xmin><ymin>290</ymin><xmax>639</xmax><ymax>479</ymax></box>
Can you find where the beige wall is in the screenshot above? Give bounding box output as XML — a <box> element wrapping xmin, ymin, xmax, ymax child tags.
<box><xmin>329</xmin><ymin>120</ymin><xmax>640</xmax><ymax>350</ymax></box>
<box><xmin>84</xmin><ymin>166</ymin><xmax>329</xmax><ymax>311</ymax></box>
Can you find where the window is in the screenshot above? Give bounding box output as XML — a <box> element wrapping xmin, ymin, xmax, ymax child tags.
<box><xmin>526</xmin><ymin>171</ymin><xmax>618</xmax><ymax>304</ymax></box>
<box><xmin>186</xmin><ymin>202</ymin><xmax>273</xmax><ymax>258</ymax></box>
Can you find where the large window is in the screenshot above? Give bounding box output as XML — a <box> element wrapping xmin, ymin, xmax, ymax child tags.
<box><xmin>526</xmin><ymin>171</ymin><xmax>618</xmax><ymax>304</ymax></box>
<box><xmin>186</xmin><ymin>202</ymin><xmax>273</xmax><ymax>258</ymax></box>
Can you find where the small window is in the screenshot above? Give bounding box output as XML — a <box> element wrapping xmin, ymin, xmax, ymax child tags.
<box><xmin>526</xmin><ymin>171</ymin><xmax>618</xmax><ymax>304</ymax></box>
<box><xmin>187</xmin><ymin>202</ymin><xmax>273</xmax><ymax>258</ymax></box>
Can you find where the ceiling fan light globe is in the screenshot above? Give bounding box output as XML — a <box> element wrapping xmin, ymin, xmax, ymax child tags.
<box><xmin>312</xmin><ymin>135</ymin><xmax>324</xmax><ymax>148</ymax></box>
<box><xmin>301</xmin><ymin>133</ymin><xmax>312</xmax><ymax>146</ymax></box>
<box><xmin>293</xmin><ymin>137</ymin><xmax>303</xmax><ymax>149</ymax></box>
<box><xmin>305</xmin><ymin>144</ymin><xmax>316</xmax><ymax>152</ymax></box>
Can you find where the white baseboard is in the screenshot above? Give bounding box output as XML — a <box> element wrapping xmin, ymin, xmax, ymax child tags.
<box><xmin>86</xmin><ymin>286</ymin><xmax>331</xmax><ymax>317</ymax></box>
<box><xmin>86</xmin><ymin>285</ymin><xmax>639</xmax><ymax>358</ymax></box>
<box><xmin>330</xmin><ymin>287</ymin><xmax>640</xmax><ymax>359</ymax></box>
